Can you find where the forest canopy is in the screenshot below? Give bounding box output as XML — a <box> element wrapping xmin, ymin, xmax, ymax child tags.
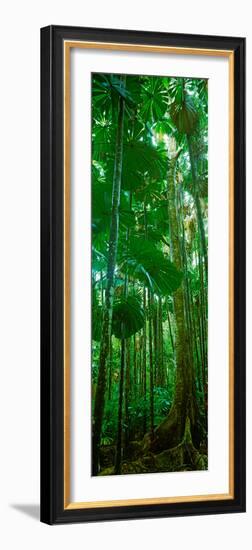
<box><xmin>91</xmin><ymin>73</ymin><xmax>208</xmax><ymax>476</ymax></box>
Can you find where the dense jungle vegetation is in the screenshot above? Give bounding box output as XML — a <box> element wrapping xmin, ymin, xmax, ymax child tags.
<box><xmin>91</xmin><ymin>73</ymin><xmax>208</xmax><ymax>476</ymax></box>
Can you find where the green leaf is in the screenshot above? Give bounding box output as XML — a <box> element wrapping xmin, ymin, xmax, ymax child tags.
<box><xmin>92</xmin><ymin>247</ymin><xmax>107</xmax><ymax>273</ymax></box>
<box><xmin>112</xmin><ymin>296</ymin><xmax>145</xmax><ymax>339</ymax></box>
<box><xmin>121</xmin><ymin>237</ymin><xmax>183</xmax><ymax>296</ymax></box>
<box><xmin>170</xmin><ymin>94</ymin><xmax>198</xmax><ymax>135</ymax></box>
<box><xmin>139</xmin><ymin>77</ymin><xmax>169</xmax><ymax>123</ymax></box>
<box><xmin>121</xmin><ymin>141</ymin><xmax>167</xmax><ymax>191</ymax></box>
<box><xmin>92</xmin><ymin>294</ymin><xmax>145</xmax><ymax>341</ymax></box>
<box><xmin>168</xmin><ymin>78</ymin><xmax>199</xmax><ymax>135</ymax></box>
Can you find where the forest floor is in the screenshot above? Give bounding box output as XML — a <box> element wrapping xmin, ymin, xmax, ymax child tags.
<box><xmin>99</xmin><ymin>420</ymin><xmax>208</xmax><ymax>476</ymax></box>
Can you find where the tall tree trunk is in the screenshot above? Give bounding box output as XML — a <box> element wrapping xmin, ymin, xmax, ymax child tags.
<box><xmin>115</xmin><ymin>333</ymin><xmax>126</xmax><ymax>474</ymax></box>
<box><xmin>153</xmin><ymin>299</ymin><xmax>158</xmax><ymax>385</ymax></box>
<box><xmin>124</xmin><ymin>338</ymin><xmax>131</xmax><ymax>455</ymax></box>
<box><xmin>143</xmin><ymin>202</ymin><xmax>155</xmax><ymax>439</ymax></box>
<box><xmin>100</xmin><ymin>271</ymin><xmax>104</xmax><ymax>306</ymax></box>
<box><xmin>115</xmin><ymin>190</ymin><xmax>131</xmax><ymax>472</ymax></box>
<box><xmin>107</xmin><ymin>335</ymin><xmax>113</xmax><ymax>400</ymax></box>
<box><xmin>153</xmin><ymin>148</ymin><xmax>199</xmax><ymax>452</ymax></box>
<box><xmin>92</xmin><ymin>78</ymin><xmax>126</xmax><ymax>475</ymax></box>
<box><xmin>158</xmin><ymin>297</ymin><xmax>164</xmax><ymax>386</ymax></box>
<box><xmin>142</xmin><ymin>288</ymin><xmax>147</xmax><ymax>433</ymax></box>
<box><xmin>187</xmin><ymin>134</ymin><xmax>208</xmax><ymax>281</ymax></box>
<box><xmin>133</xmin><ymin>334</ymin><xmax>137</xmax><ymax>392</ymax></box>
<box><xmin>148</xmin><ymin>290</ymin><xmax>155</xmax><ymax>440</ymax></box>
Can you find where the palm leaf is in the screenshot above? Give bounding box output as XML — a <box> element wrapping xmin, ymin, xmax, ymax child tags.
<box><xmin>92</xmin><ymin>295</ymin><xmax>145</xmax><ymax>341</ymax></box>
<box><xmin>112</xmin><ymin>295</ymin><xmax>145</xmax><ymax>339</ymax></box>
<box><xmin>121</xmin><ymin>141</ymin><xmax>166</xmax><ymax>191</ymax></box>
<box><xmin>121</xmin><ymin>237</ymin><xmax>183</xmax><ymax>296</ymax></box>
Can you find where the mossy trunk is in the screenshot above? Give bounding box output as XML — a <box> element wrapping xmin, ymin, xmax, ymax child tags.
<box><xmin>152</xmin><ymin>149</ymin><xmax>199</xmax><ymax>453</ymax></box>
<box><xmin>187</xmin><ymin>134</ymin><xmax>208</xmax><ymax>281</ymax></box>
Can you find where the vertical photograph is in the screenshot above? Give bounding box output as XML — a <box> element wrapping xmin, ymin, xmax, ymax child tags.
<box><xmin>91</xmin><ymin>73</ymin><xmax>208</xmax><ymax>476</ymax></box>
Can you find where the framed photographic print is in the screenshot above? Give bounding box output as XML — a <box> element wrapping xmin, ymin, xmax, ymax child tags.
<box><xmin>40</xmin><ymin>25</ymin><xmax>246</xmax><ymax>524</ymax></box>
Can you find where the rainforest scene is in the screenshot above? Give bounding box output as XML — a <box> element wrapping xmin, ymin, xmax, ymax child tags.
<box><xmin>91</xmin><ymin>73</ymin><xmax>208</xmax><ymax>476</ymax></box>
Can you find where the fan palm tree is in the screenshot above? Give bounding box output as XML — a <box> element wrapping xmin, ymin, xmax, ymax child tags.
<box><xmin>92</xmin><ymin>75</ymin><xmax>127</xmax><ymax>475</ymax></box>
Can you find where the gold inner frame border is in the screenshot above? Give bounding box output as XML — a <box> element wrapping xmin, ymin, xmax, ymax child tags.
<box><xmin>63</xmin><ymin>40</ymin><xmax>234</xmax><ymax>510</ymax></box>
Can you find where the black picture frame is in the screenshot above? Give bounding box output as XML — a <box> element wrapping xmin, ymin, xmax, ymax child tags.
<box><xmin>41</xmin><ymin>25</ymin><xmax>246</xmax><ymax>525</ymax></box>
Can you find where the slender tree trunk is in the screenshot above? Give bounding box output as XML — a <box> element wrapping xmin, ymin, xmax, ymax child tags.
<box><xmin>191</xmin><ymin>297</ymin><xmax>202</xmax><ymax>394</ymax></box>
<box><xmin>133</xmin><ymin>334</ymin><xmax>137</xmax><ymax>392</ymax></box>
<box><xmin>124</xmin><ymin>338</ymin><xmax>131</xmax><ymax>456</ymax></box>
<box><xmin>139</xmin><ymin>345</ymin><xmax>143</xmax><ymax>398</ymax></box>
<box><xmin>115</xmin><ymin>333</ymin><xmax>126</xmax><ymax>474</ymax></box>
<box><xmin>92</xmin><ymin>78</ymin><xmax>126</xmax><ymax>475</ymax></box>
<box><xmin>107</xmin><ymin>335</ymin><xmax>113</xmax><ymax>399</ymax></box>
<box><xmin>100</xmin><ymin>271</ymin><xmax>104</xmax><ymax>306</ymax></box>
<box><xmin>115</xmin><ymin>189</ymin><xmax>131</xmax><ymax>472</ymax></box>
<box><xmin>142</xmin><ymin>288</ymin><xmax>147</xmax><ymax>433</ymax></box>
<box><xmin>153</xmin><ymin>299</ymin><xmax>158</xmax><ymax>385</ymax></box>
<box><xmin>148</xmin><ymin>290</ymin><xmax>155</xmax><ymax>440</ymax></box>
<box><xmin>158</xmin><ymin>297</ymin><xmax>164</xmax><ymax>386</ymax></box>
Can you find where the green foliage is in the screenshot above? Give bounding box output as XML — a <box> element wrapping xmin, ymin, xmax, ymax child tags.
<box><xmin>170</xmin><ymin>92</ymin><xmax>198</xmax><ymax>134</ymax></box>
<box><xmin>153</xmin><ymin>387</ymin><xmax>172</xmax><ymax>425</ymax></box>
<box><xmin>92</xmin><ymin>295</ymin><xmax>145</xmax><ymax>341</ymax></box>
<box><xmin>121</xmin><ymin>237</ymin><xmax>183</xmax><ymax>296</ymax></box>
<box><xmin>112</xmin><ymin>296</ymin><xmax>145</xmax><ymax>339</ymax></box>
<box><xmin>101</xmin><ymin>386</ymin><xmax>173</xmax><ymax>443</ymax></box>
<box><xmin>121</xmin><ymin>141</ymin><xmax>166</xmax><ymax>191</ymax></box>
<box><xmin>92</xmin><ymin>73</ymin><xmax>134</xmax><ymax>119</ymax></box>
<box><xmin>139</xmin><ymin>76</ymin><xmax>169</xmax><ymax>122</ymax></box>
<box><xmin>91</xmin><ymin>72</ymin><xmax>208</xmax><ymax>474</ymax></box>
<box><xmin>168</xmin><ymin>77</ymin><xmax>208</xmax><ymax>136</ymax></box>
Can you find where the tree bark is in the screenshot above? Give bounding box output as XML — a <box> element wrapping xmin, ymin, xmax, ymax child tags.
<box><xmin>142</xmin><ymin>288</ymin><xmax>147</xmax><ymax>433</ymax></box>
<box><xmin>148</xmin><ymin>290</ymin><xmax>155</xmax><ymax>440</ymax></box>
<box><xmin>115</xmin><ymin>334</ymin><xmax>126</xmax><ymax>474</ymax></box>
<box><xmin>187</xmin><ymin>134</ymin><xmax>208</xmax><ymax>281</ymax></box>
<box><xmin>153</xmin><ymin>149</ymin><xmax>198</xmax><ymax>452</ymax></box>
<box><xmin>124</xmin><ymin>338</ymin><xmax>131</xmax><ymax>455</ymax></box>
